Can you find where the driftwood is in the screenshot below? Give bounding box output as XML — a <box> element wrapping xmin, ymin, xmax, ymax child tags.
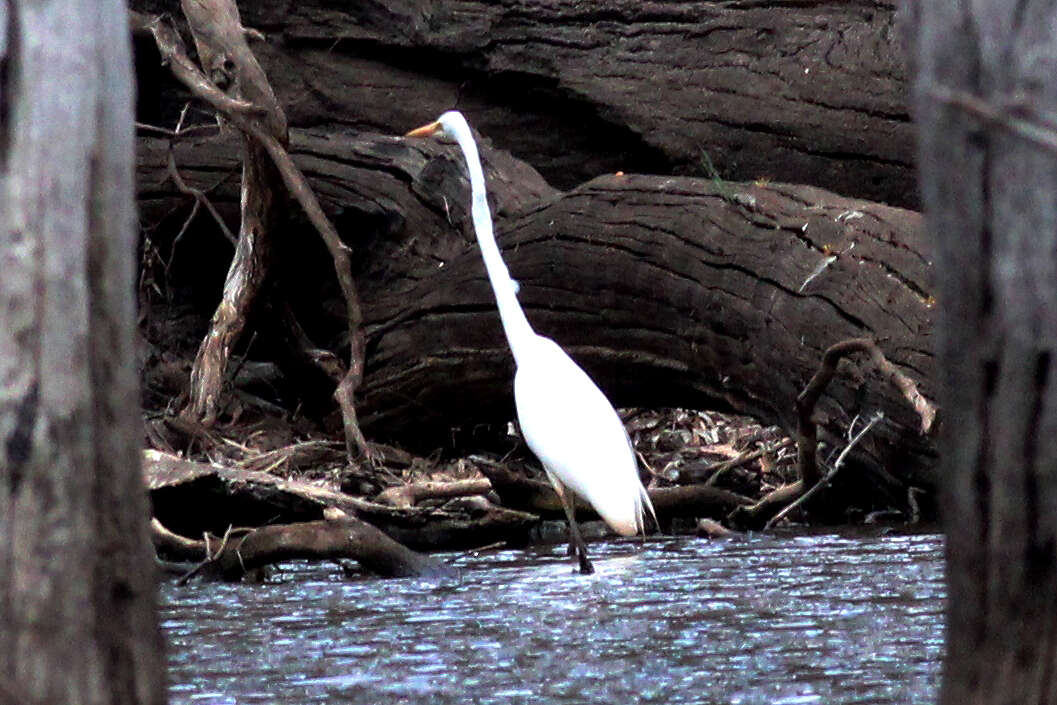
<box><xmin>133</xmin><ymin>4</ymin><xmax>372</xmax><ymax>460</ymax></box>
<box><xmin>133</xmin><ymin>7</ymin><xmax>289</xmax><ymax>429</ymax></box>
<box><xmin>764</xmin><ymin>412</ymin><xmax>883</xmax><ymax>530</ymax></box>
<box><xmin>794</xmin><ymin>337</ymin><xmax>935</xmax><ymax>485</ymax></box>
<box><xmin>375</xmin><ymin>478</ymin><xmax>493</xmax><ymax>509</ymax></box>
<box><xmin>143</xmin><ymin>450</ymin><xmax>539</xmax><ymax>551</ymax></box>
<box><xmin>144</xmin><ymin>449</ymin><xmax>753</xmax><ymax>561</ymax></box>
<box><xmin>150</xmin><ymin>516</ymin><xmax>453</xmax><ymax>581</ymax></box>
<box><xmin>132</xmin><ymin>0</ymin><xmax>914</xmax><ymax>207</ymax></box>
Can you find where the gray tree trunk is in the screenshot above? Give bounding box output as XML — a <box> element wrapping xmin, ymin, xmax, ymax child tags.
<box><xmin>0</xmin><ymin>1</ymin><xmax>166</xmax><ymax>704</ymax></box>
<box><xmin>913</xmin><ymin>1</ymin><xmax>1057</xmax><ymax>702</ymax></box>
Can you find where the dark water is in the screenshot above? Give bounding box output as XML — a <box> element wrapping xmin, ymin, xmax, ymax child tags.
<box><xmin>161</xmin><ymin>531</ymin><xmax>945</xmax><ymax>705</ymax></box>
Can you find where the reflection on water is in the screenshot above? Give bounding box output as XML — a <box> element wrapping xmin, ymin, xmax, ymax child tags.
<box><xmin>161</xmin><ymin>530</ymin><xmax>945</xmax><ymax>705</ymax></box>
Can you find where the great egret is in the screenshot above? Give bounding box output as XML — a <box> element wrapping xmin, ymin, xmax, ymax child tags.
<box><xmin>406</xmin><ymin>111</ymin><xmax>656</xmax><ymax>574</ymax></box>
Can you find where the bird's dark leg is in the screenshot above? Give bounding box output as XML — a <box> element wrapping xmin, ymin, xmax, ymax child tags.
<box><xmin>555</xmin><ymin>484</ymin><xmax>594</xmax><ymax>575</ymax></box>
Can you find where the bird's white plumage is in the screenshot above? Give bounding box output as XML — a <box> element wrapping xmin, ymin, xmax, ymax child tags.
<box><xmin>514</xmin><ymin>336</ymin><xmax>651</xmax><ymax>536</ymax></box>
<box><xmin>417</xmin><ymin>110</ymin><xmax>655</xmax><ymax>542</ymax></box>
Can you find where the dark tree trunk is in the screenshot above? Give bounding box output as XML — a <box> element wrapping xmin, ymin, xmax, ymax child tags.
<box><xmin>913</xmin><ymin>1</ymin><xmax>1057</xmax><ymax>702</ymax></box>
<box><xmin>0</xmin><ymin>1</ymin><xmax>166</xmax><ymax>704</ymax></box>
<box><xmin>139</xmin><ymin>128</ymin><xmax>936</xmax><ymax>511</ymax></box>
<box><xmin>132</xmin><ymin>0</ymin><xmax>915</xmax><ymax>208</ymax></box>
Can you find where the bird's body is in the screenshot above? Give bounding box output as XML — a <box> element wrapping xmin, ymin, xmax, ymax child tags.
<box><xmin>514</xmin><ymin>336</ymin><xmax>651</xmax><ymax>537</ymax></box>
<box><xmin>407</xmin><ymin>111</ymin><xmax>655</xmax><ymax>573</ymax></box>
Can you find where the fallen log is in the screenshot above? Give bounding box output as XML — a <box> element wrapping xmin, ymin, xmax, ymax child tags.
<box><xmin>375</xmin><ymin>478</ymin><xmax>493</xmax><ymax>509</ymax></box>
<box><xmin>132</xmin><ymin>0</ymin><xmax>914</xmax><ymax>207</ymax></box>
<box><xmin>649</xmin><ymin>485</ymin><xmax>754</xmax><ymax>519</ymax></box>
<box><xmin>151</xmin><ymin>516</ymin><xmax>454</xmax><ymax>581</ymax></box>
<box><xmin>358</xmin><ymin>174</ymin><xmax>936</xmax><ymax>513</ymax></box>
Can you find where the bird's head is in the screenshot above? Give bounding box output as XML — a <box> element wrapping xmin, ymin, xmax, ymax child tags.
<box><xmin>405</xmin><ymin>110</ymin><xmax>471</xmax><ymax>142</ymax></box>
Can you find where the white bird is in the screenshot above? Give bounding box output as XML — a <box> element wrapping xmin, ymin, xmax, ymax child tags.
<box><xmin>406</xmin><ymin>111</ymin><xmax>657</xmax><ymax>574</ymax></box>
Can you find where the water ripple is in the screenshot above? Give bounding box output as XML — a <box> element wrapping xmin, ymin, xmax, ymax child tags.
<box><xmin>162</xmin><ymin>530</ymin><xmax>945</xmax><ymax>705</ymax></box>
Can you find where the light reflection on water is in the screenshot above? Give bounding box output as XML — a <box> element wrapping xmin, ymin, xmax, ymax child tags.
<box><xmin>161</xmin><ymin>530</ymin><xmax>945</xmax><ymax>705</ymax></box>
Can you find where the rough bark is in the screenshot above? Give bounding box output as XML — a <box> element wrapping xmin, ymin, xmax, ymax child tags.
<box><xmin>139</xmin><ymin>125</ymin><xmax>935</xmax><ymax>511</ymax></box>
<box><xmin>137</xmin><ymin>4</ymin><xmax>388</xmax><ymax>460</ymax></box>
<box><xmin>132</xmin><ymin>0</ymin><xmax>914</xmax><ymax>208</ymax></box>
<box><xmin>913</xmin><ymin>2</ymin><xmax>1057</xmax><ymax>703</ymax></box>
<box><xmin>0</xmin><ymin>1</ymin><xmax>165</xmax><ymax>703</ymax></box>
<box><xmin>359</xmin><ymin>179</ymin><xmax>935</xmax><ymax>508</ymax></box>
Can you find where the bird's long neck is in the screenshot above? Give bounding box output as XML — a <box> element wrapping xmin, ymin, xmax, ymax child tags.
<box><xmin>453</xmin><ymin>128</ymin><xmax>536</xmax><ymax>364</ymax></box>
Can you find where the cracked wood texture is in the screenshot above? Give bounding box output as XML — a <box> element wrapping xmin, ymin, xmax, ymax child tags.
<box><xmin>0</xmin><ymin>0</ymin><xmax>165</xmax><ymax>703</ymax></box>
<box><xmin>914</xmin><ymin>2</ymin><xmax>1057</xmax><ymax>703</ymax></box>
<box><xmin>139</xmin><ymin>126</ymin><xmax>935</xmax><ymax>512</ymax></box>
<box><xmin>132</xmin><ymin>0</ymin><xmax>914</xmax><ymax>207</ymax></box>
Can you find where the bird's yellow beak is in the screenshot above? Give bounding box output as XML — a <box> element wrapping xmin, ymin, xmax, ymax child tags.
<box><xmin>405</xmin><ymin>121</ymin><xmax>442</xmax><ymax>138</ymax></box>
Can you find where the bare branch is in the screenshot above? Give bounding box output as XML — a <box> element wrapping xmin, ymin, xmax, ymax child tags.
<box><xmin>129</xmin><ymin>11</ymin><xmax>264</xmax><ymax>118</ymax></box>
<box><xmin>796</xmin><ymin>337</ymin><xmax>936</xmax><ymax>486</ymax></box>
<box><xmin>764</xmin><ymin>412</ymin><xmax>882</xmax><ymax>530</ymax></box>
<box><xmin>136</xmin><ymin>3</ymin><xmax>371</xmax><ymax>459</ymax></box>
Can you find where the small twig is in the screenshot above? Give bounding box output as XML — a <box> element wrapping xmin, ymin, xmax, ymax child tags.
<box><xmin>136</xmin><ymin>121</ymin><xmax>221</xmax><ymax>139</ymax></box>
<box><xmin>704</xmin><ymin>437</ymin><xmax>795</xmax><ymax>486</ymax></box>
<box><xmin>164</xmin><ymin>187</ymin><xmax>202</xmax><ymax>272</ymax></box>
<box><xmin>177</xmin><ymin>524</ymin><xmax>234</xmax><ymax>585</ymax></box>
<box><xmin>799</xmin><ymin>254</ymin><xmax>838</xmax><ymax>292</ymax></box>
<box><xmin>174</xmin><ymin>102</ymin><xmax>191</xmax><ymax>134</ymax></box>
<box><xmin>163</xmin><ymin>122</ymin><xmax>238</xmax><ymax>248</ymax></box>
<box><xmin>228</xmin><ymin>330</ymin><xmax>258</xmax><ymax>383</ymax></box>
<box><xmin>636</xmin><ymin>449</ymin><xmax>670</xmax><ymax>483</ymax></box>
<box><xmin>234</xmin><ymin>529</ymin><xmax>256</xmax><ymax>573</ymax></box>
<box><xmin>765</xmin><ymin>412</ymin><xmax>882</xmax><ymax>530</ymax></box>
<box><xmin>799</xmin><ymin>243</ymin><xmax>855</xmax><ymax>292</ymax></box>
<box><xmin>930</xmin><ymin>85</ymin><xmax>1057</xmax><ymax>155</ymax></box>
